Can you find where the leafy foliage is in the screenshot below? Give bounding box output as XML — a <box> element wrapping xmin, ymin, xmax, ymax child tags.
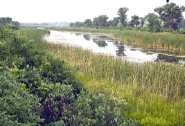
<box><xmin>145</xmin><ymin>13</ymin><xmax>162</xmax><ymax>32</ymax></box>
<box><xmin>0</xmin><ymin>17</ymin><xmax>20</xmax><ymax>30</ymax></box>
<box><xmin>67</xmin><ymin>91</ymin><xmax>138</xmax><ymax>125</ymax></box>
<box><xmin>155</xmin><ymin>2</ymin><xmax>185</xmax><ymax>30</ymax></box>
<box><xmin>0</xmin><ymin>24</ymin><xmax>138</xmax><ymax>125</ymax></box>
<box><xmin>117</xmin><ymin>7</ymin><xmax>129</xmax><ymax>26</ymax></box>
<box><xmin>0</xmin><ymin>65</ymin><xmax>42</xmax><ymax>125</ymax></box>
<box><xmin>129</xmin><ymin>15</ymin><xmax>140</xmax><ymax>27</ymax></box>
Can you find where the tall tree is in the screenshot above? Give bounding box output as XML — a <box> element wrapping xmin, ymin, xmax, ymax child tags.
<box><xmin>12</xmin><ymin>21</ymin><xmax>20</xmax><ymax>30</ymax></box>
<box><xmin>93</xmin><ymin>15</ymin><xmax>108</xmax><ymax>27</ymax></box>
<box><xmin>70</xmin><ymin>22</ymin><xmax>74</xmax><ymax>27</ymax></box>
<box><xmin>107</xmin><ymin>17</ymin><xmax>120</xmax><ymax>27</ymax></box>
<box><xmin>0</xmin><ymin>17</ymin><xmax>12</xmax><ymax>25</ymax></box>
<box><xmin>130</xmin><ymin>15</ymin><xmax>140</xmax><ymax>27</ymax></box>
<box><xmin>145</xmin><ymin>13</ymin><xmax>162</xmax><ymax>32</ymax></box>
<box><xmin>93</xmin><ymin>17</ymin><xmax>99</xmax><ymax>27</ymax></box>
<box><xmin>140</xmin><ymin>17</ymin><xmax>145</xmax><ymax>27</ymax></box>
<box><xmin>154</xmin><ymin>2</ymin><xmax>185</xmax><ymax>30</ymax></box>
<box><xmin>128</xmin><ymin>21</ymin><xmax>134</xmax><ymax>27</ymax></box>
<box><xmin>179</xmin><ymin>18</ymin><xmax>185</xmax><ymax>29</ymax></box>
<box><xmin>84</xmin><ymin>19</ymin><xmax>92</xmax><ymax>27</ymax></box>
<box><xmin>107</xmin><ymin>20</ymin><xmax>114</xmax><ymax>27</ymax></box>
<box><xmin>117</xmin><ymin>7</ymin><xmax>129</xmax><ymax>26</ymax></box>
<box><xmin>98</xmin><ymin>15</ymin><xmax>109</xmax><ymax>27</ymax></box>
<box><xmin>113</xmin><ymin>17</ymin><xmax>120</xmax><ymax>27</ymax></box>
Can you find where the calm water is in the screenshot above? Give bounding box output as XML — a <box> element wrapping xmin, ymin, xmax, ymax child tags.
<box><xmin>45</xmin><ymin>30</ymin><xmax>185</xmax><ymax>65</ymax></box>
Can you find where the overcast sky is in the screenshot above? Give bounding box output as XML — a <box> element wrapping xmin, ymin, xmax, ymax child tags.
<box><xmin>1</xmin><ymin>0</ymin><xmax>185</xmax><ymax>23</ymax></box>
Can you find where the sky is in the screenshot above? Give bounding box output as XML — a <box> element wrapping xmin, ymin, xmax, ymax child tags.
<box><xmin>1</xmin><ymin>0</ymin><xmax>185</xmax><ymax>23</ymax></box>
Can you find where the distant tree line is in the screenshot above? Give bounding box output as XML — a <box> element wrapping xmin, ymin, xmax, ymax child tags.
<box><xmin>0</xmin><ymin>17</ymin><xmax>20</xmax><ymax>30</ymax></box>
<box><xmin>70</xmin><ymin>2</ymin><xmax>185</xmax><ymax>33</ymax></box>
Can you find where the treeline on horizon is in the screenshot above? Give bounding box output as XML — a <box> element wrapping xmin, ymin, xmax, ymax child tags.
<box><xmin>70</xmin><ymin>2</ymin><xmax>185</xmax><ymax>33</ymax></box>
<box><xmin>0</xmin><ymin>17</ymin><xmax>20</xmax><ymax>30</ymax></box>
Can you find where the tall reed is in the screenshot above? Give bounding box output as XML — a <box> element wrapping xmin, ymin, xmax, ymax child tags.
<box><xmin>44</xmin><ymin>31</ymin><xmax>185</xmax><ymax>125</ymax></box>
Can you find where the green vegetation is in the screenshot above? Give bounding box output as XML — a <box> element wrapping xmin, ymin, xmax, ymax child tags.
<box><xmin>45</xmin><ymin>40</ymin><xmax>185</xmax><ymax>125</ymax></box>
<box><xmin>0</xmin><ymin>17</ymin><xmax>20</xmax><ymax>30</ymax></box>
<box><xmin>70</xmin><ymin>2</ymin><xmax>185</xmax><ymax>33</ymax></box>
<box><xmin>0</xmin><ymin>24</ymin><xmax>138</xmax><ymax>125</ymax></box>
<box><xmin>155</xmin><ymin>3</ymin><xmax>185</xmax><ymax>30</ymax></box>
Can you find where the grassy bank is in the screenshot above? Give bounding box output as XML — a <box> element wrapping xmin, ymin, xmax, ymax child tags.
<box><xmin>48</xmin><ymin>27</ymin><xmax>185</xmax><ymax>55</ymax></box>
<box><xmin>45</xmin><ymin>40</ymin><xmax>185</xmax><ymax>125</ymax></box>
<box><xmin>0</xmin><ymin>26</ymin><xmax>138</xmax><ymax>125</ymax></box>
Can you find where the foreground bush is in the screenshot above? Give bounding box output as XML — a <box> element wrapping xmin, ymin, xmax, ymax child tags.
<box><xmin>66</xmin><ymin>91</ymin><xmax>138</xmax><ymax>125</ymax></box>
<box><xmin>0</xmin><ymin>65</ymin><xmax>42</xmax><ymax>125</ymax></box>
<box><xmin>0</xmin><ymin>25</ymin><xmax>138</xmax><ymax>125</ymax></box>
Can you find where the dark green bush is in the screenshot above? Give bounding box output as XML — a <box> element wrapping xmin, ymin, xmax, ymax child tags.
<box><xmin>177</xmin><ymin>29</ymin><xmax>185</xmax><ymax>34</ymax></box>
<box><xmin>58</xmin><ymin>90</ymin><xmax>138</xmax><ymax>126</ymax></box>
<box><xmin>0</xmin><ymin>25</ymin><xmax>138</xmax><ymax>125</ymax></box>
<box><xmin>0</xmin><ymin>67</ymin><xmax>42</xmax><ymax>125</ymax></box>
<box><xmin>40</xmin><ymin>54</ymin><xmax>83</xmax><ymax>95</ymax></box>
<box><xmin>38</xmin><ymin>85</ymin><xmax>75</xmax><ymax>125</ymax></box>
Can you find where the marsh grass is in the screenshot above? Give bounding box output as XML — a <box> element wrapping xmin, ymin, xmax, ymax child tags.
<box><xmin>45</xmin><ymin>41</ymin><xmax>185</xmax><ymax>125</ymax></box>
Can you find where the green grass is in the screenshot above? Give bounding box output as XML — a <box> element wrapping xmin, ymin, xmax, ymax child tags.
<box><xmin>44</xmin><ymin>41</ymin><xmax>185</xmax><ymax>125</ymax></box>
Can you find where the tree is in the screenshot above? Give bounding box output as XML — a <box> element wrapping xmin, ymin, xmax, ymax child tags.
<box><xmin>130</xmin><ymin>15</ymin><xmax>140</xmax><ymax>27</ymax></box>
<box><xmin>93</xmin><ymin>15</ymin><xmax>109</xmax><ymax>27</ymax></box>
<box><xmin>12</xmin><ymin>21</ymin><xmax>20</xmax><ymax>30</ymax></box>
<box><xmin>0</xmin><ymin>17</ymin><xmax>20</xmax><ymax>30</ymax></box>
<box><xmin>154</xmin><ymin>2</ymin><xmax>185</xmax><ymax>30</ymax></box>
<box><xmin>107</xmin><ymin>17</ymin><xmax>119</xmax><ymax>27</ymax></box>
<box><xmin>179</xmin><ymin>18</ymin><xmax>185</xmax><ymax>29</ymax></box>
<box><xmin>84</xmin><ymin>19</ymin><xmax>92</xmax><ymax>27</ymax></box>
<box><xmin>113</xmin><ymin>17</ymin><xmax>120</xmax><ymax>27</ymax></box>
<box><xmin>70</xmin><ymin>22</ymin><xmax>84</xmax><ymax>27</ymax></box>
<box><xmin>145</xmin><ymin>13</ymin><xmax>162</xmax><ymax>32</ymax></box>
<box><xmin>117</xmin><ymin>7</ymin><xmax>129</xmax><ymax>26</ymax></box>
<box><xmin>70</xmin><ymin>22</ymin><xmax>74</xmax><ymax>27</ymax></box>
<box><xmin>140</xmin><ymin>17</ymin><xmax>145</xmax><ymax>27</ymax></box>
<box><xmin>128</xmin><ymin>21</ymin><xmax>134</xmax><ymax>27</ymax></box>
<box><xmin>0</xmin><ymin>17</ymin><xmax>12</xmax><ymax>25</ymax></box>
<box><xmin>98</xmin><ymin>15</ymin><xmax>109</xmax><ymax>27</ymax></box>
<box><xmin>107</xmin><ymin>20</ymin><xmax>114</xmax><ymax>27</ymax></box>
<box><xmin>93</xmin><ymin>17</ymin><xmax>99</xmax><ymax>27</ymax></box>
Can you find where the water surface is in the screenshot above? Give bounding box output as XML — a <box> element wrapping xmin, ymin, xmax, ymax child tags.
<box><xmin>44</xmin><ymin>30</ymin><xmax>185</xmax><ymax>65</ymax></box>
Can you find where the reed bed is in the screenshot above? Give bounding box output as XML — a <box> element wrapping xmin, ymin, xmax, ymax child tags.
<box><xmin>44</xmin><ymin>41</ymin><xmax>185</xmax><ymax>125</ymax></box>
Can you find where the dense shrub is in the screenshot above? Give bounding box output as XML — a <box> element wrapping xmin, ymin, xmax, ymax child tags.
<box><xmin>0</xmin><ymin>66</ymin><xmax>42</xmax><ymax>125</ymax></box>
<box><xmin>177</xmin><ymin>29</ymin><xmax>185</xmax><ymax>34</ymax></box>
<box><xmin>0</xmin><ymin>25</ymin><xmax>138</xmax><ymax>125</ymax></box>
<box><xmin>66</xmin><ymin>91</ymin><xmax>138</xmax><ymax>125</ymax></box>
<box><xmin>39</xmin><ymin>85</ymin><xmax>76</xmax><ymax>125</ymax></box>
<box><xmin>41</xmin><ymin>54</ymin><xmax>83</xmax><ymax>95</ymax></box>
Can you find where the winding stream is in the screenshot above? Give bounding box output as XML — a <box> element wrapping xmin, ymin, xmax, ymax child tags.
<box><xmin>44</xmin><ymin>30</ymin><xmax>185</xmax><ymax>65</ymax></box>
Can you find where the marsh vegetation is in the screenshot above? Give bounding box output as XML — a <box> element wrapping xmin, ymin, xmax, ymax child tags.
<box><xmin>1</xmin><ymin>1</ymin><xmax>185</xmax><ymax>126</ymax></box>
<box><xmin>45</xmin><ymin>36</ymin><xmax>185</xmax><ymax>125</ymax></box>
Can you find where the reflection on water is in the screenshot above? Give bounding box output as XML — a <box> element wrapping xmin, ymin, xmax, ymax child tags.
<box><xmin>116</xmin><ymin>45</ymin><xmax>125</xmax><ymax>56</ymax></box>
<box><xmin>45</xmin><ymin>30</ymin><xmax>185</xmax><ymax>65</ymax></box>
<box><xmin>156</xmin><ymin>54</ymin><xmax>185</xmax><ymax>65</ymax></box>
<box><xmin>75</xmin><ymin>33</ymin><xmax>81</xmax><ymax>36</ymax></box>
<box><xmin>130</xmin><ymin>48</ymin><xmax>137</xmax><ymax>51</ymax></box>
<box><xmin>113</xmin><ymin>40</ymin><xmax>120</xmax><ymax>45</ymax></box>
<box><xmin>92</xmin><ymin>38</ymin><xmax>107</xmax><ymax>47</ymax></box>
<box><xmin>83</xmin><ymin>35</ymin><xmax>91</xmax><ymax>41</ymax></box>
